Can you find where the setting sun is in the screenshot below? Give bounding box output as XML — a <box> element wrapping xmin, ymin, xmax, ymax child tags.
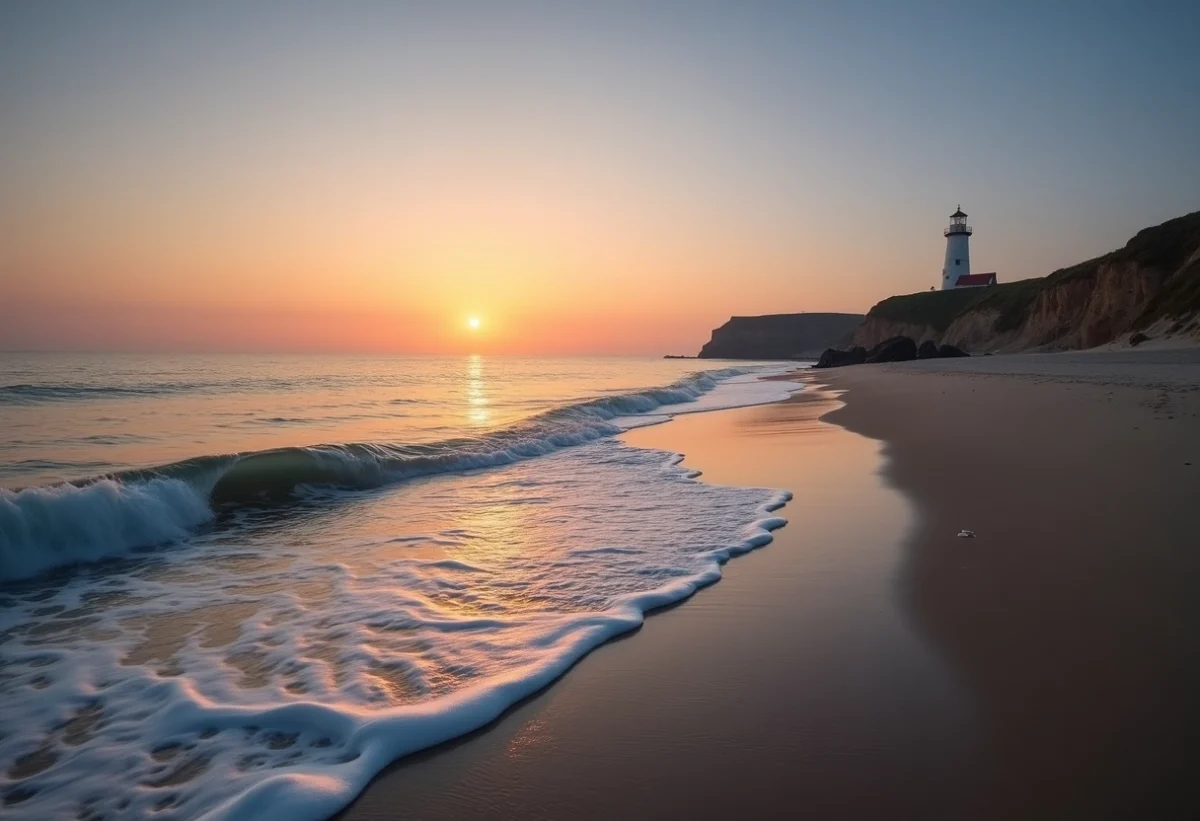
<box><xmin>467</xmin><ymin>316</ymin><xmax>482</xmax><ymax>330</ymax></box>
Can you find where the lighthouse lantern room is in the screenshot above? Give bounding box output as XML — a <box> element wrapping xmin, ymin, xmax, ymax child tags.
<box><xmin>941</xmin><ymin>206</ymin><xmax>972</xmax><ymax>290</ymax></box>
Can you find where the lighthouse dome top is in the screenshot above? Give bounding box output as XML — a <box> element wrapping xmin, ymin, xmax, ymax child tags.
<box><xmin>944</xmin><ymin>205</ymin><xmax>972</xmax><ymax>237</ymax></box>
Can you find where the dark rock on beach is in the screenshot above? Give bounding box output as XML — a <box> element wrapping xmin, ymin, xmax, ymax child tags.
<box><xmin>814</xmin><ymin>347</ymin><xmax>867</xmax><ymax>369</ymax></box>
<box><xmin>864</xmin><ymin>336</ymin><xmax>917</xmax><ymax>364</ymax></box>
<box><xmin>816</xmin><ymin>336</ymin><xmax>920</xmax><ymax>368</ymax></box>
<box><xmin>815</xmin><ymin>336</ymin><xmax>968</xmax><ymax>369</ymax></box>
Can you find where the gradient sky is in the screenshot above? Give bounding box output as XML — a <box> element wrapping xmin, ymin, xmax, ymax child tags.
<box><xmin>2</xmin><ymin>0</ymin><xmax>1198</xmax><ymax>354</ymax></box>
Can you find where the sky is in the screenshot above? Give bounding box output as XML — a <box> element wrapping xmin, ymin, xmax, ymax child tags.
<box><xmin>2</xmin><ymin>0</ymin><xmax>1198</xmax><ymax>354</ymax></box>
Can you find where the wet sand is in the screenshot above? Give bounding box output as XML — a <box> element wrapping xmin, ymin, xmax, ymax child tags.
<box><xmin>339</xmin><ymin>348</ymin><xmax>1200</xmax><ymax>820</ymax></box>
<box><xmin>339</xmin><ymin>385</ymin><xmax>972</xmax><ymax>820</ymax></box>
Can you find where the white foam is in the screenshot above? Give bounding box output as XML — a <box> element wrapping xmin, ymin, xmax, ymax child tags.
<box><xmin>0</xmin><ymin>366</ymin><xmax>805</xmax><ymax>819</ymax></box>
<box><xmin>0</xmin><ymin>438</ymin><xmax>790</xmax><ymax>819</ymax></box>
<box><xmin>0</xmin><ymin>478</ymin><xmax>213</xmax><ymax>582</ymax></box>
<box><xmin>614</xmin><ymin>367</ymin><xmax>807</xmax><ymax>427</ymax></box>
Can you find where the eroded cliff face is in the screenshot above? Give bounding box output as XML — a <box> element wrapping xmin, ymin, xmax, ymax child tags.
<box><xmin>851</xmin><ymin>211</ymin><xmax>1200</xmax><ymax>353</ymax></box>
<box><xmin>1000</xmin><ymin>261</ymin><xmax>1160</xmax><ymax>350</ymax></box>
<box><xmin>698</xmin><ymin>312</ymin><xmax>865</xmax><ymax>359</ymax></box>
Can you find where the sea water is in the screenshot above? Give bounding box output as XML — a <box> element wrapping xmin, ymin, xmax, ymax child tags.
<box><xmin>0</xmin><ymin>354</ymin><xmax>801</xmax><ymax>819</ymax></box>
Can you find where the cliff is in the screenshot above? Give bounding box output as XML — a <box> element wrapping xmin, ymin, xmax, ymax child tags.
<box><xmin>851</xmin><ymin>210</ymin><xmax>1200</xmax><ymax>353</ymax></box>
<box><xmin>697</xmin><ymin>312</ymin><xmax>865</xmax><ymax>360</ymax></box>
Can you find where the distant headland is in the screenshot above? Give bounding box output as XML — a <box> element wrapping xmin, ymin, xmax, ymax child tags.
<box><xmin>695</xmin><ymin>312</ymin><xmax>865</xmax><ymax>360</ymax></box>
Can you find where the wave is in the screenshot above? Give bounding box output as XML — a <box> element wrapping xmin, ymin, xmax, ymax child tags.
<box><xmin>0</xmin><ymin>382</ymin><xmax>200</xmax><ymax>403</ymax></box>
<box><xmin>0</xmin><ymin>374</ymin><xmax>386</xmax><ymax>405</ymax></box>
<box><xmin>0</xmin><ymin>367</ymin><xmax>762</xmax><ymax>583</ymax></box>
<box><xmin>0</xmin><ymin>478</ymin><xmax>214</xmax><ymax>582</ymax></box>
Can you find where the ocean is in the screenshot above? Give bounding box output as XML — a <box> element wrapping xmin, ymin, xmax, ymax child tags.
<box><xmin>0</xmin><ymin>353</ymin><xmax>802</xmax><ymax>819</ymax></box>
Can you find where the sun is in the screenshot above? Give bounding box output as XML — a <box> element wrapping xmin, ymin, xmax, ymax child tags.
<box><xmin>467</xmin><ymin>316</ymin><xmax>482</xmax><ymax>330</ymax></box>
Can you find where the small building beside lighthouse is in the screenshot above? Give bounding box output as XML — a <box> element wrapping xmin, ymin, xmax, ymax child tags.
<box><xmin>941</xmin><ymin>206</ymin><xmax>997</xmax><ymax>290</ymax></box>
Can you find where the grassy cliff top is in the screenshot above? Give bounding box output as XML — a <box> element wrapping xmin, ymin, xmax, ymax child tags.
<box><xmin>867</xmin><ymin>287</ymin><xmax>998</xmax><ymax>332</ymax></box>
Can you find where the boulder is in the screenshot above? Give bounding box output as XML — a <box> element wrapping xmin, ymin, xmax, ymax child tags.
<box><xmin>1129</xmin><ymin>332</ymin><xmax>1149</xmax><ymax>347</ymax></box>
<box><xmin>938</xmin><ymin>344</ymin><xmax>970</xmax><ymax>358</ymax></box>
<box><xmin>917</xmin><ymin>340</ymin><xmax>941</xmax><ymax>359</ymax></box>
<box><xmin>864</xmin><ymin>336</ymin><xmax>917</xmax><ymax>364</ymax></box>
<box><xmin>814</xmin><ymin>346</ymin><xmax>867</xmax><ymax>369</ymax></box>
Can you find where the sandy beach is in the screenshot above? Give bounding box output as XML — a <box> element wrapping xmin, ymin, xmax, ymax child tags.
<box><xmin>340</xmin><ymin>348</ymin><xmax>1200</xmax><ymax>820</ymax></box>
<box><xmin>820</xmin><ymin>349</ymin><xmax>1200</xmax><ymax>817</ymax></box>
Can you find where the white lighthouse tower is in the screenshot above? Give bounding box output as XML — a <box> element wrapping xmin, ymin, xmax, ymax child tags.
<box><xmin>941</xmin><ymin>206</ymin><xmax>972</xmax><ymax>290</ymax></box>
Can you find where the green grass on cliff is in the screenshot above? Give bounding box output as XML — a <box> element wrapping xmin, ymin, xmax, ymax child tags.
<box><xmin>868</xmin><ymin>280</ymin><xmax>1044</xmax><ymax>335</ymax></box>
<box><xmin>865</xmin><ymin>287</ymin><xmax>992</xmax><ymax>332</ymax></box>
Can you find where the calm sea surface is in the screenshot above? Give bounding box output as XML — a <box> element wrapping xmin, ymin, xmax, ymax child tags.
<box><xmin>0</xmin><ymin>353</ymin><xmax>800</xmax><ymax>820</ymax></box>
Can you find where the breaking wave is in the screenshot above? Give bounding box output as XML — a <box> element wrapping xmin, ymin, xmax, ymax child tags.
<box><xmin>0</xmin><ymin>367</ymin><xmax>770</xmax><ymax>583</ymax></box>
<box><xmin>0</xmin><ymin>478</ymin><xmax>213</xmax><ymax>582</ymax></box>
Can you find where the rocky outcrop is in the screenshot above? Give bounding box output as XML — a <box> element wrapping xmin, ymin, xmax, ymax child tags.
<box><xmin>814</xmin><ymin>335</ymin><xmax>975</xmax><ymax>368</ymax></box>
<box><xmin>864</xmin><ymin>336</ymin><xmax>917</xmax><ymax>363</ymax></box>
<box><xmin>850</xmin><ymin>211</ymin><xmax>1200</xmax><ymax>353</ymax></box>
<box><xmin>815</xmin><ymin>347</ymin><xmax>867</xmax><ymax>368</ymax></box>
<box><xmin>697</xmin><ymin>312</ymin><xmax>865</xmax><ymax>359</ymax></box>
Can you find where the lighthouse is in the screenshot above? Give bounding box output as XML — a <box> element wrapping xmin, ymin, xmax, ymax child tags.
<box><xmin>941</xmin><ymin>206</ymin><xmax>972</xmax><ymax>290</ymax></box>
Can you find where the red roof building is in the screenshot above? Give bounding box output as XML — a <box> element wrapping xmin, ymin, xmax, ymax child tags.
<box><xmin>954</xmin><ymin>272</ymin><xmax>997</xmax><ymax>288</ymax></box>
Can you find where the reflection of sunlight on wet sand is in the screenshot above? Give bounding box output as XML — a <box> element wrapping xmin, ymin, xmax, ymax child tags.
<box><xmin>466</xmin><ymin>354</ymin><xmax>489</xmax><ymax>425</ymax></box>
<box><xmin>621</xmin><ymin>387</ymin><xmax>858</xmax><ymax>492</ymax></box>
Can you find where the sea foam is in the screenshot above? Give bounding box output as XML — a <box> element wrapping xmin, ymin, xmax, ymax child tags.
<box><xmin>0</xmin><ymin>367</ymin><xmax>803</xmax><ymax>820</ymax></box>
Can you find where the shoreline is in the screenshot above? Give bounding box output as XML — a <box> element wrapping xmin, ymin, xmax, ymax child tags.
<box><xmin>339</xmin><ymin>348</ymin><xmax>1200</xmax><ymax>819</ymax></box>
<box><xmin>339</xmin><ymin>379</ymin><xmax>972</xmax><ymax>820</ymax></box>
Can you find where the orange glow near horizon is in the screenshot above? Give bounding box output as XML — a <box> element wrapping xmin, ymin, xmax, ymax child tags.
<box><xmin>0</xmin><ymin>9</ymin><xmax>897</xmax><ymax>356</ymax></box>
<box><xmin>6</xmin><ymin>5</ymin><xmax>1189</xmax><ymax>354</ymax></box>
<box><xmin>1</xmin><ymin>214</ymin><xmax>878</xmax><ymax>354</ymax></box>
